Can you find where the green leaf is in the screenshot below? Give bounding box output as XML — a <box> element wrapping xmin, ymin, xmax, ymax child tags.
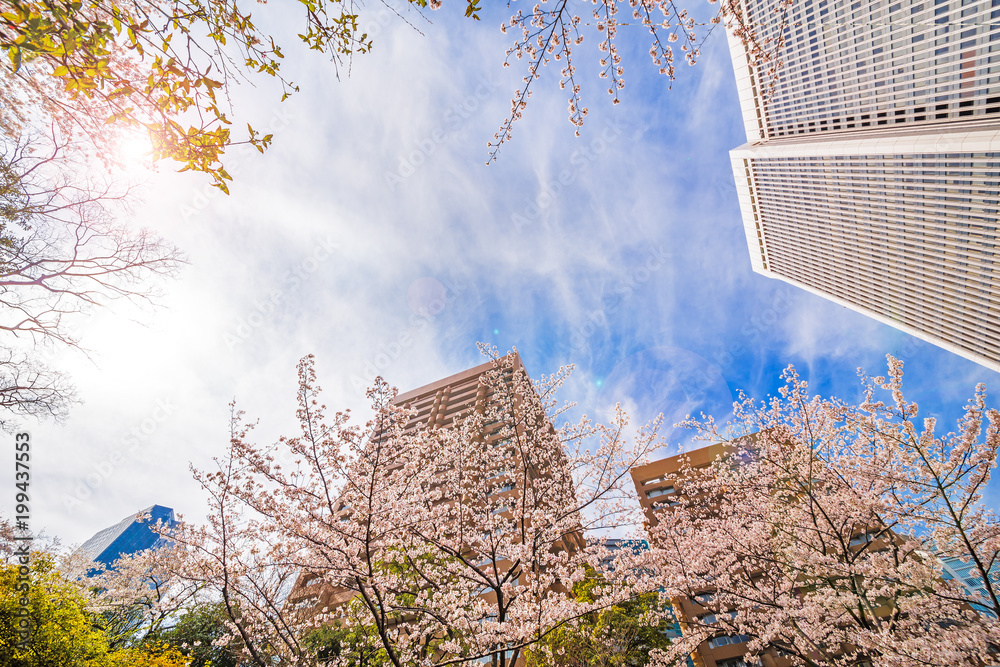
<box><xmin>8</xmin><ymin>47</ymin><xmax>21</xmax><ymax>73</ymax></box>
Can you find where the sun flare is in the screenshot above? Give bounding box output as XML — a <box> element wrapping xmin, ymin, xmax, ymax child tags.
<box><xmin>115</xmin><ymin>130</ymin><xmax>154</xmax><ymax>170</ymax></box>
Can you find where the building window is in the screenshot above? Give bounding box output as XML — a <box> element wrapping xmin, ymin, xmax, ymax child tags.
<box><xmin>693</xmin><ymin>591</ymin><xmax>715</xmax><ymax>605</ymax></box>
<box><xmin>849</xmin><ymin>530</ymin><xmax>884</xmax><ymax>546</ymax></box>
<box><xmin>646</xmin><ymin>486</ymin><xmax>675</xmax><ymax>498</ymax></box>
<box><xmin>698</xmin><ymin>611</ymin><xmax>736</xmax><ymax>625</ymax></box>
<box><xmin>707</xmin><ymin>634</ymin><xmax>751</xmax><ymax>649</ymax></box>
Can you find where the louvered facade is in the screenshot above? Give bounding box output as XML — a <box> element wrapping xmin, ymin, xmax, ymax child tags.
<box><xmin>392</xmin><ymin>354</ymin><xmax>521</xmax><ymax>437</ymax></box>
<box><xmin>727</xmin><ymin>0</ymin><xmax>1000</xmax><ymax>371</ymax></box>
<box><xmin>631</xmin><ymin>442</ymin><xmax>790</xmax><ymax>667</ymax></box>
<box><xmin>284</xmin><ymin>354</ymin><xmax>582</xmax><ymax>634</ymax></box>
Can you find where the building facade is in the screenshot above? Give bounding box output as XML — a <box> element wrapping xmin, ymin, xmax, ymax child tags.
<box><xmin>728</xmin><ymin>0</ymin><xmax>1000</xmax><ymax>371</ymax></box>
<box><xmin>938</xmin><ymin>551</ymin><xmax>1000</xmax><ymax>617</ymax></box>
<box><xmin>631</xmin><ymin>443</ymin><xmax>771</xmax><ymax>667</ymax></box>
<box><xmin>391</xmin><ymin>353</ymin><xmax>525</xmax><ymax>436</ymax></box>
<box><xmin>286</xmin><ymin>354</ymin><xmax>583</xmax><ymax>618</ymax></box>
<box><xmin>74</xmin><ymin>504</ymin><xmax>176</xmax><ymax>570</ymax></box>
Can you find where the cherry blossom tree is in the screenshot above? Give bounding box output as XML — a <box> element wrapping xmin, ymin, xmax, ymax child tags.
<box><xmin>68</xmin><ymin>543</ymin><xmax>204</xmax><ymax>649</ymax></box>
<box><xmin>488</xmin><ymin>0</ymin><xmax>795</xmax><ymax>161</ymax></box>
<box><xmin>170</xmin><ymin>347</ymin><xmax>664</xmax><ymax>667</ymax></box>
<box><xmin>0</xmin><ymin>134</ymin><xmax>183</xmax><ymax>428</ymax></box>
<box><xmin>642</xmin><ymin>356</ymin><xmax>1000</xmax><ymax>667</ymax></box>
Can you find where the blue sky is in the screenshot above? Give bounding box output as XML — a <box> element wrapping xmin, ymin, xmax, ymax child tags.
<box><xmin>9</xmin><ymin>1</ymin><xmax>999</xmax><ymax>546</ymax></box>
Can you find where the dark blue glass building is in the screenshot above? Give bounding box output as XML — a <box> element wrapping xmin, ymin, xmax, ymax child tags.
<box><xmin>75</xmin><ymin>505</ymin><xmax>176</xmax><ymax>570</ymax></box>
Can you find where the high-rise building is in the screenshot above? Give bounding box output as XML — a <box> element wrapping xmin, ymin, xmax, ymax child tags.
<box><xmin>633</xmin><ymin>438</ymin><xmax>988</xmax><ymax>667</ymax></box>
<box><xmin>727</xmin><ymin>0</ymin><xmax>1000</xmax><ymax>371</ymax></box>
<box><xmin>287</xmin><ymin>354</ymin><xmax>584</xmax><ymax>615</ymax></box>
<box><xmin>630</xmin><ymin>443</ymin><xmax>764</xmax><ymax>667</ymax></box>
<box><xmin>75</xmin><ymin>504</ymin><xmax>176</xmax><ymax>570</ymax></box>
<box><xmin>392</xmin><ymin>353</ymin><xmax>526</xmax><ymax>434</ymax></box>
<box><xmin>631</xmin><ymin>442</ymin><xmax>733</xmax><ymax>528</ymax></box>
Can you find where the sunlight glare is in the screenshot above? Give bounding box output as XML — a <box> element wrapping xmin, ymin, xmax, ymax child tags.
<box><xmin>115</xmin><ymin>130</ymin><xmax>154</xmax><ymax>172</ymax></box>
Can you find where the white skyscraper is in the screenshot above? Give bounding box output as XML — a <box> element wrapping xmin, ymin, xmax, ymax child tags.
<box><xmin>728</xmin><ymin>0</ymin><xmax>1000</xmax><ymax>371</ymax></box>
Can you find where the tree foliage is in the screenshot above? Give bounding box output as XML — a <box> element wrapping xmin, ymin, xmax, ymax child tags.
<box><xmin>99</xmin><ymin>644</ymin><xmax>193</xmax><ymax>667</ymax></box>
<box><xmin>0</xmin><ymin>552</ymin><xmax>190</xmax><ymax>667</ymax></box>
<box><xmin>0</xmin><ymin>0</ymin><xmax>377</xmax><ymax>189</ymax></box>
<box><xmin>146</xmin><ymin>601</ymin><xmax>241</xmax><ymax>667</ymax></box>
<box><xmin>525</xmin><ymin>565</ymin><xmax>676</xmax><ymax>667</ymax></box>
<box><xmin>1</xmin><ymin>0</ymin><xmax>782</xmax><ymax>175</ymax></box>
<box><xmin>0</xmin><ymin>553</ymin><xmax>110</xmax><ymax>666</ymax></box>
<box><xmin>301</xmin><ymin>602</ymin><xmax>392</xmax><ymax>667</ymax></box>
<box><xmin>642</xmin><ymin>356</ymin><xmax>1000</xmax><ymax>667</ymax></box>
<box><xmin>72</xmin><ymin>543</ymin><xmax>203</xmax><ymax>650</ymax></box>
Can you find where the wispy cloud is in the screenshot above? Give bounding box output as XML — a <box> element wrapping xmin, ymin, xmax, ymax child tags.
<box><xmin>15</xmin><ymin>8</ymin><xmax>1000</xmax><ymax>547</ymax></box>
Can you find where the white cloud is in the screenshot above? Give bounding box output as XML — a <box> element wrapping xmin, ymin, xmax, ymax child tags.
<box><xmin>10</xmin><ymin>7</ymin><xmax>1000</xmax><ymax>548</ymax></box>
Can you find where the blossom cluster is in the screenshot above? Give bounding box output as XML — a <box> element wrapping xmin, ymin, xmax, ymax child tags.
<box><xmin>165</xmin><ymin>347</ymin><xmax>663</xmax><ymax>666</ymax></box>
<box><xmin>640</xmin><ymin>356</ymin><xmax>1000</xmax><ymax>667</ymax></box>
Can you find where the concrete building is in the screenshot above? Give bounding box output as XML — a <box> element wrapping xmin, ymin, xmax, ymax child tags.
<box><xmin>286</xmin><ymin>354</ymin><xmax>584</xmax><ymax>617</ymax></box>
<box><xmin>630</xmin><ymin>442</ymin><xmax>734</xmax><ymax>528</ymax></box>
<box><xmin>727</xmin><ymin>0</ymin><xmax>1000</xmax><ymax>371</ymax></box>
<box><xmin>630</xmin><ymin>443</ymin><xmax>769</xmax><ymax>667</ymax></box>
<box><xmin>631</xmin><ymin>437</ymin><xmax>967</xmax><ymax>667</ymax></box>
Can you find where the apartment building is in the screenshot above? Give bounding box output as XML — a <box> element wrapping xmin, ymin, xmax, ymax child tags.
<box><xmin>286</xmin><ymin>353</ymin><xmax>583</xmax><ymax>621</ymax></box>
<box><xmin>631</xmin><ymin>443</ymin><xmax>769</xmax><ymax>667</ymax></box>
<box><xmin>631</xmin><ymin>442</ymin><xmax>734</xmax><ymax>528</ymax></box>
<box><xmin>632</xmin><ymin>440</ymin><xmax>800</xmax><ymax>667</ymax></box>
<box><xmin>728</xmin><ymin>0</ymin><xmax>1000</xmax><ymax>371</ymax></box>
